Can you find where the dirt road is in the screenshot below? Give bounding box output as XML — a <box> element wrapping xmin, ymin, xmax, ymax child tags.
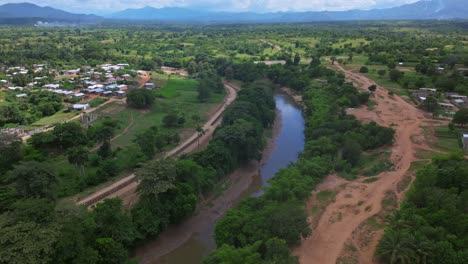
<box><xmin>137</xmin><ymin>71</ymin><xmax>151</xmax><ymax>88</ymax></box>
<box><xmin>294</xmin><ymin>63</ymin><xmax>444</xmax><ymax>263</ymax></box>
<box><xmin>76</xmin><ymin>82</ymin><xmax>239</xmax><ymax>208</ymax></box>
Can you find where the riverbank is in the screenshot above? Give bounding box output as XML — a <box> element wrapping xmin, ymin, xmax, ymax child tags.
<box><xmin>133</xmin><ymin>97</ymin><xmax>284</xmax><ymax>264</ymax></box>
<box><xmin>279</xmin><ymin>87</ymin><xmax>304</xmax><ymax>107</ymax></box>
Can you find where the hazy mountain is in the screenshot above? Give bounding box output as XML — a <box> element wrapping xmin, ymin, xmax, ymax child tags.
<box><xmin>0</xmin><ymin>2</ymin><xmax>101</xmax><ymax>22</ymax></box>
<box><xmin>110</xmin><ymin>0</ymin><xmax>468</xmax><ymax>22</ymax></box>
<box><xmin>0</xmin><ymin>0</ymin><xmax>466</xmax><ymax>24</ymax></box>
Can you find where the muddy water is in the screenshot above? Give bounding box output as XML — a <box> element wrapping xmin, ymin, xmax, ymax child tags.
<box><xmin>143</xmin><ymin>93</ymin><xmax>305</xmax><ymax>264</ymax></box>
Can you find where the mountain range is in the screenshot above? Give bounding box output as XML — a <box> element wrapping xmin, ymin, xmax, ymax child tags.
<box><xmin>0</xmin><ymin>0</ymin><xmax>467</xmax><ymax>24</ymax></box>
<box><xmin>0</xmin><ymin>2</ymin><xmax>100</xmax><ymax>23</ymax></box>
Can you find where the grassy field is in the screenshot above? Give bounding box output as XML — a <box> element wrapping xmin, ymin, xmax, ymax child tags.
<box><xmin>28</xmin><ymin>111</ymin><xmax>78</xmax><ymax>128</ymax></box>
<box><xmin>429</xmin><ymin>126</ymin><xmax>463</xmax><ymax>153</ymax></box>
<box><xmin>88</xmin><ymin>97</ymin><xmax>109</xmax><ymax>107</ymax></box>
<box><xmin>93</xmin><ymin>77</ymin><xmax>224</xmax><ymax>149</ymax></box>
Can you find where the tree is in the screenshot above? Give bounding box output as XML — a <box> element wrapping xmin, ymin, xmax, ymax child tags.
<box><xmin>67</xmin><ymin>147</ymin><xmax>88</xmax><ymax>177</ymax></box>
<box><xmin>348</xmin><ymin>53</ymin><xmax>354</xmax><ymax>62</ymax></box>
<box><xmin>419</xmin><ymin>96</ymin><xmax>440</xmax><ymax>113</ymax></box>
<box><xmin>126</xmin><ymin>89</ymin><xmax>155</xmax><ymax>109</ymax></box>
<box><xmin>52</xmin><ymin>122</ymin><xmax>87</xmax><ymax>149</ymax></box>
<box><xmin>97</xmin><ymin>141</ymin><xmax>112</xmax><ymax>159</ymax></box>
<box><xmin>9</xmin><ymin>161</ymin><xmax>58</xmax><ymax>200</ymax></box>
<box><xmin>95</xmin><ymin>238</ymin><xmax>127</xmax><ymax>264</ymax></box>
<box><xmin>197</xmin><ymin>83</ymin><xmax>211</xmax><ymax>102</ymax></box>
<box><xmin>378</xmin><ymin>69</ymin><xmax>387</xmax><ymax>77</ymax></box>
<box><xmin>204</xmin><ymin>242</ymin><xmax>263</xmax><ymax>264</ymax></box>
<box><xmin>162</xmin><ymin>112</ymin><xmax>180</xmax><ymax>128</ymax></box>
<box><xmin>389</xmin><ymin>69</ymin><xmax>403</xmax><ymax>82</ymax></box>
<box><xmin>91</xmin><ymin>199</ymin><xmax>136</xmax><ymax>246</ymax></box>
<box><xmin>135</xmin><ymin>158</ymin><xmax>177</xmax><ymax>198</ymax></box>
<box><xmin>0</xmin><ymin>216</ymin><xmax>59</xmax><ymax>264</ymax></box>
<box><xmin>342</xmin><ymin>139</ymin><xmax>362</xmax><ymax>167</ymax></box>
<box><xmin>368</xmin><ymin>84</ymin><xmax>377</xmax><ymax>92</ymax></box>
<box><xmin>0</xmin><ymin>132</ymin><xmax>23</xmax><ymax>170</ymax></box>
<box><xmin>377</xmin><ymin>230</ymin><xmax>416</xmax><ymax>264</ymax></box>
<box><xmin>294</xmin><ymin>53</ymin><xmax>301</xmax><ymax>65</ymax></box>
<box><xmin>387</xmin><ymin>61</ymin><xmax>396</xmax><ymax>69</ymax></box>
<box><xmin>452</xmin><ymin>109</ymin><xmax>468</xmax><ymax>126</ymax></box>
<box><xmin>360</xmin><ymin>66</ymin><xmax>369</xmax><ymax>73</ymax></box>
<box><xmin>330</xmin><ymin>56</ymin><xmax>337</xmax><ymax>65</ymax></box>
<box><xmin>224</xmin><ymin>66</ymin><xmax>234</xmax><ymax>81</ymax></box>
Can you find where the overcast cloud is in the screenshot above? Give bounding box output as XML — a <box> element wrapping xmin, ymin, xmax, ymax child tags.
<box><xmin>0</xmin><ymin>0</ymin><xmax>422</xmax><ymax>13</ymax></box>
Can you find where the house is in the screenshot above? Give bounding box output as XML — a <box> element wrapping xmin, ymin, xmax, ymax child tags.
<box><xmin>74</xmin><ymin>93</ymin><xmax>85</xmax><ymax>98</ymax></box>
<box><xmin>419</xmin><ymin>88</ymin><xmax>437</xmax><ymax>94</ymax></box>
<box><xmin>106</xmin><ymin>84</ymin><xmax>117</xmax><ymax>90</ymax></box>
<box><xmin>144</xmin><ymin>82</ymin><xmax>155</xmax><ymax>89</ymax></box>
<box><xmin>8</xmin><ymin>86</ymin><xmax>23</xmax><ymax>91</ymax></box>
<box><xmin>438</xmin><ymin>103</ymin><xmax>455</xmax><ymax>110</ymax></box>
<box><xmin>453</xmin><ymin>99</ymin><xmax>466</xmax><ymax>106</ymax></box>
<box><xmin>72</xmin><ymin>104</ymin><xmax>90</xmax><ymax>111</ymax></box>
<box><xmin>67</xmin><ymin>69</ymin><xmax>80</xmax><ymax>76</ymax></box>
<box><xmin>463</xmin><ymin>134</ymin><xmax>468</xmax><ymax>151</ymax></box>
<box><xmin>101</xmin><ymin>91</ymin><xmax>113</xmax><ymax>96</ymax></box>
<box><xmin>122</xmin><ymin>74</ymin><xmax>131</xmax><ymax>79</ymax></box>
<box><xmin>117</xmin><ymin>84</ymin><xmax>128</xmax><ymax>90</ymax></box>
<box><xmin>16</xmin><ymin>93</ymin><xmax>27</xmax><ymax>98</ymax></box>
<box><xmin>89</xmin><ymin>88</ymin><xmax>104</xmax><ymax>94</ymax></box>
<box><xmin>43</xmin><ymin>84</ymin><xmax>60</xmax><ymax>89</ymax></box>
<box><xmin>254</xmin><ymin>60</ymin><xmax>286</xmax><ymax>66</ymax></box>
<box><xmin>115</xmin><ymin>91</ymin><xmax>126</xmax><ymax>97</ymax></box>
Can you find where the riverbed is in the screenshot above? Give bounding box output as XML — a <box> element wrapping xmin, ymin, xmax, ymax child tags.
<box><xmin>135</xmin><ymin>93</ymin><xmax>305</xmax><ymax>264</ymax></box>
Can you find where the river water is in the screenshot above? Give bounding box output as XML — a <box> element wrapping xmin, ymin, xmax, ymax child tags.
<box><xmin>143</xmin><ymin>93</ymin><xmax>305</xmax><ymax>264</ymax></box>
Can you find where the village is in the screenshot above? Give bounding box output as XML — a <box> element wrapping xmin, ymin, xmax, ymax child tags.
<box><xmin>0</xmin><ymin>63</ymin><xmax>163</xmax><ymax>137</ymax></box>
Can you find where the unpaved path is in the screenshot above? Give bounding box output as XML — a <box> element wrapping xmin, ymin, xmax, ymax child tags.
<box><xmin>137</xmin><ymin>71</ymin><xmax>151</xmax><ymax>88</ymax></box>
<box><xmin>76</xmin><ymin>82</ymin><xmax>239</xmax><ymax>208</ymax></box>
<box><xmin>89</xmin><ymin>112</ymin><xmax>134</xmax><ymax>152</ymax></box>
<box><xmin>294</xmin><ymin>63</ymin><xmax>444</xmax><ymax>263</ymax></box>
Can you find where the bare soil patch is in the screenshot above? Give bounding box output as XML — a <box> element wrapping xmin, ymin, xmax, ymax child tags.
<box><xmin>293</xmin><ymin>63</ymin><xmax>442</xmax><ymax>264</ymax></box>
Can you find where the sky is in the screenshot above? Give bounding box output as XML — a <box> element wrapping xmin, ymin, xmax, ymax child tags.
<box><xmin>0</xmin><ymin>0</ymin><xmax>422</xmax><ymax>14</ymax></box>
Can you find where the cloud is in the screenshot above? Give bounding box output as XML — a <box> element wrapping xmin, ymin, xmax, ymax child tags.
<box><xmin>0</xmin><ymin>0</ymin><xmax>422</xmax><ymax>13</ymax></box>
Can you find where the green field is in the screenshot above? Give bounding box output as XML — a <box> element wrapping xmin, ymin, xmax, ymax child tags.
<box><xmin>29</xmin><ymin>111</ymin><xmax>78</xmax><ymax>127</ymax></box>
<box><xmin>430</xmin><ymin>126</ymin><xmax>463</xmax><ymax>153</ymax></box>
<box><xmin>94</xmin><ymin>78</ymin><xmax>224</xmax><ymax>148</ymax></box>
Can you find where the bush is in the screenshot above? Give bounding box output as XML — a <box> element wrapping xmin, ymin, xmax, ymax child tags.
<box><xmin>359</xmin><ymin>66</ymin><xmax>369</xmax><ymax>73</ymax></box>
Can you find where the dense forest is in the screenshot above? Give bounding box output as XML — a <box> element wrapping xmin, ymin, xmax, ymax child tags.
<box><xmin>0</xmin><ymin>77</ymin><xmax>274</xmax><ymax>263</ymax></box>
<box><xmin>377</xmin><ymin>154</ymin><xmax>468</xmax><ymax>264</ymax></box>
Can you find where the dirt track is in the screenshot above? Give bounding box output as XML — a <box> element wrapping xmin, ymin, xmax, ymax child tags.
<box><xmin>76</xmin><ymin>82</ymin><xmax>239</xmax><ymax>208</ymax></box>
<box><xmin>294</xmin><ymin>63</ymin><xmax>445</xmax><ymax>263</ymax></box>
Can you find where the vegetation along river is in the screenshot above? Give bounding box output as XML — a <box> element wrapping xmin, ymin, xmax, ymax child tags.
<box><xmin>139</xmin><ymin>93</ymin><xmax>305</xmax><ymax>264</ymax></box>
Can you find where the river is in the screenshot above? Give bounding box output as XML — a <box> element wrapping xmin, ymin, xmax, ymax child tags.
<box><xmin>137</xmin><ymin>93</ymin><xmax>305</xmax><ymax>264</ymax></box>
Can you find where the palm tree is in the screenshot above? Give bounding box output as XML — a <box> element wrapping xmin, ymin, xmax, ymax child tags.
<box><xmin>195</xmin><ymin>125</ymin><xmax>206</xmax><ymax>148</ymax></box>
<box><xmin>377</xmin><ymin>230</ymin><xmax>416</xmax><ymax>264</ymax></box>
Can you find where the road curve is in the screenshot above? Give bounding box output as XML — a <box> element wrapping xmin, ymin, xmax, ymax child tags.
<box><xmin>77</xmin><ymin>82</ymin><xmax>239</xmax><ymax>208</ymax></box>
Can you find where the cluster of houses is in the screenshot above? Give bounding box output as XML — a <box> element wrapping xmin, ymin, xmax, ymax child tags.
<box><xmin>0</xmin><ymin>63</ymin><xmax>145</xmax><ymax>108</ymax></box>
<box><xmin>412</xmin><ymin>88</ymin><xmax>466</xmax><ymax>111</ymax></box>
<box><xmin>445</xmin><ymin>93</ymin><xmax>468</xmax><ymax>107</ymax></box>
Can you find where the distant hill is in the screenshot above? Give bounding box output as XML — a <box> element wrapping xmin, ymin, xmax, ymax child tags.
<box><xmin>0</xmin><ymin>0</ymin><xmax>467</xmax><ymax>24</ymax></box>
<box><xmin>110</xmin><ymin>0</ymin><xmax>468</xmax><ymax>22</ymax></box>
<box><xmin>0</xmin><ymin>2</ymin><xmax>101</xmax><ymax>23</ymax></box>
